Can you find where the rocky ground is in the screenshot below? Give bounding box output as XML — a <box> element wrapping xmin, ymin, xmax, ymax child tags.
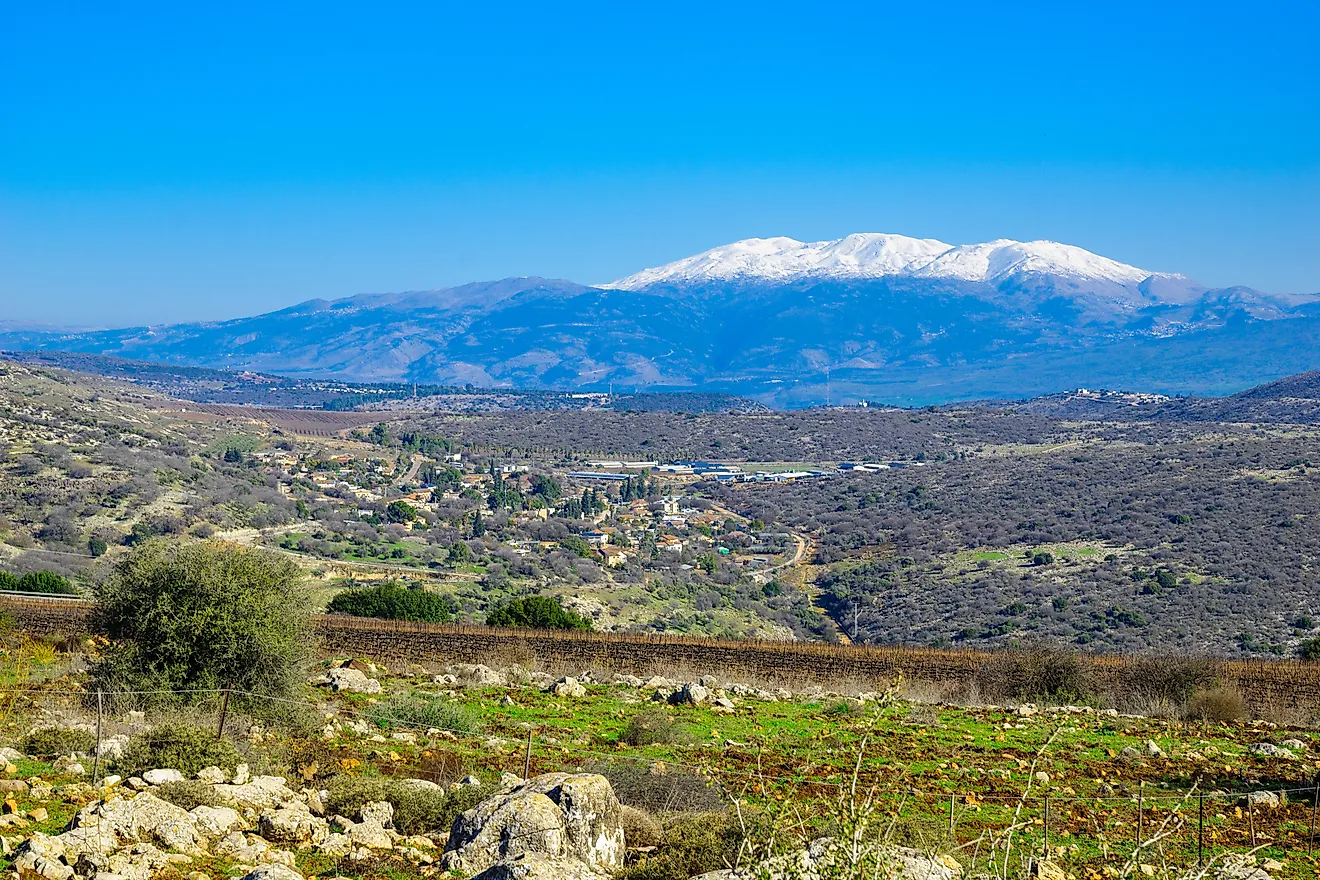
<box><xmin>0</xmin><ymin>652</ymin><xmax>1317</xmax><ymax>879</ymax></box>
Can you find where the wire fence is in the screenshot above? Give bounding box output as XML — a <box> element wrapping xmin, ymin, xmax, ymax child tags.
<box><xmin>3</xmin><ymin>683</ymin><xmax>1319</xmax><ymax>867</ymax></box>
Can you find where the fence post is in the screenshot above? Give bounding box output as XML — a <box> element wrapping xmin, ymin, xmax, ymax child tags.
<box><xmin>1137</xmin><ymin>781</ymin><xmax>1143</xmax><ymax>848</ymax></box>
<box><xmin>217</xmin><ymin>688</ymin><xmax>230</xmax><ymax>739</ymax></box>
<box><xmin>1310</xmin><ymin>773</ymin><xmax>1319</xmax><ymax>855</ymax></box>
<box><xmin>523</xmin><ymin>729</ymin><xmax>533</xmax><ymax>779</ymax></box>
<box><xmin>91</xmin><ymin>689</ymin><xmax>103</xmax><ymax>784</ymax></box>
<box><xmin>1044</xmin><ymin>794</ymin><xmax>1050</xmax><ymax>856</ymax></box>
<box><xmin>1198</xmin><ymin>791</ymin><xmax>1205</xmax><ymax>867</ymax></box>
<box><xmin>1248</xmin><ymin>795</ymin><xmax>1256</xmax><ymax>847</ymax></box>
<box><xmin>948</xmin><ymin>793</ymin><xmax>955</xmax><ymax>837</ymax></box>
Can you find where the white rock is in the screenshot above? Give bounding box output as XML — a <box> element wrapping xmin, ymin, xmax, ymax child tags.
<box><xmin>546</xmin><ymin>677</ymin><xmax>586</xmax><ymax>699</ymax></box>
<box><xmin>441</xmin><ymin>773</ymin><xmax>624</xmax><ymax>876</ymax></box>
<box><xmin>142</xmin><ymin>769</ymin><xmax>184</xmax><ymax>786</ymax></box>
<box><xmin>359</xmin><ymin>801</ymin><xmax>394</xmax><ymax>828</ymax></box>
<box><xmin>237</xmin><ymin>864</ymin><xmax>305</xmax><ymax>880</ymax></box>
<box><xmin>195</xmin><ymin>767</ymin><xmax>227</xmax><ymax>784</ymax></box>
<box><xmin>189</xmin><ymin>806</ymin><xmax>243</xmax><ymax>838</ymax></box>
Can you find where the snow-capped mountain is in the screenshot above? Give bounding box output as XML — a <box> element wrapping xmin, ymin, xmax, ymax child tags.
<box><xmin>3</xmin><ymin>232</ymin><xmax>1316</xmax><ymax>407</ymax></box>
<box><xmin>604</xmin><ymin>233</ymin><xmax>1186</xmax><ymax>293</ymax></box>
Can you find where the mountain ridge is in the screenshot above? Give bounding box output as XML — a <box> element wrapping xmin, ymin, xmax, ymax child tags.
<box><xmin>2</xmin><ymin>234</ymin><xmax>1317</xmax><ymax>407</ymax></box>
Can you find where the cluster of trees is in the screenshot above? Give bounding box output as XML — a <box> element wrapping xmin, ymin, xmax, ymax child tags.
<box><xmin>486</xmin><ymin>595</ymin><xmax>592</xmax><ymax>631</ymax></box>
<box><xmin>326</xmin><ymin>581</ymin><xmax>452</xmax><ymax>623</ymax></box>
<box><xmin>0</xmin><ymin>570</ymin><xmax>76</xmax><ymax>595</ymax></box>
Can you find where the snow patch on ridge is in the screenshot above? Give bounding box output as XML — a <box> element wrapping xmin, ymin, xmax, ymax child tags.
<box><xmin>603</xmin><ymin>233</ymin><xmax>1188</xmax><ymax>292</ymax></box>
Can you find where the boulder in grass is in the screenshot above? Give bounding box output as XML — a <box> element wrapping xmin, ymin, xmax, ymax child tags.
<box><xmin>441</xmin><ymin>773</ymin><xmax>624</xmax><ymax>876</ymax></box>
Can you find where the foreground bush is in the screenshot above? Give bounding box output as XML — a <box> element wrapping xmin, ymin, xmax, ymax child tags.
<box><xmin>486</xmin><ymin>595</ymin><xmax>592</xmax><ymax>631</ymax></box>
<box><xmin>326</xmin><ymin>582</ymin><xmax>451</xmax><ymax>623</ymax></box>
<box><xmin>325</xmin><ymin>775</ymin><xmax>485</xmax><ymax>835</ymax></box>
<box><xmin>117</xmin><ymin>723</ymin><xmax>242</xmax><ymax>777</ymax></box>
<box><xmin>90</xmin><ymin>541</ymin><xmax>311</xmax><ymax>714</ymax></box>
<box><xmin>619</xmin><ymin>812</ymin><xmax>746</xmax><ymax>880</ymax></box>
<box><xmin>22</xmin><ymin>727</ymin><xmax>95</xmax><ymax>758</ymax></box>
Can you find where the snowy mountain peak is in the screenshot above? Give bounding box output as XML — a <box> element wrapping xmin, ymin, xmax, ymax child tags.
<box><xmin>604</xmin><ymin>234</ymin><xmax>1184</xmax><ymax>291</ymax></box>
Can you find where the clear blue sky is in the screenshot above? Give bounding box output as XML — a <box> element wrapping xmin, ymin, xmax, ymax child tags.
<box><xmin>2</xmin><ymin>1</ymin><xmax>1317</xmax><ymax>326</ymax></box>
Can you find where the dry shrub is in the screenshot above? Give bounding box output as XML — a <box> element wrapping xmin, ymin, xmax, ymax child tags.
<box><xmin>621</xmin><ymin>709</ymin><xmax>694</xmax><ymax>747</ymax></box>
<box><xmin>621</xmin><ymin>804</ymin><xmax>663</xmax><ymax>848</ymax></box>
<box><xmin>1183</xmin><ymin>685</ymin><xmax>1245</xmax><ymax>723</ymax></box>
<box><xmin>583</xmin><ymin>760</ymin><xmax>723</xmax><ymax>815</ymax></box>
<box><xmin>976</xmin><ymin>645</ymin><xmax>1092</xmax><ymax>704</ymax></box>
<box><xmin>1123</xmin><ymin>656</ymin><xmax>1218</xmax><ymax>708</ymax></box>
<box><xmin>155</xmin><ymin>779</ymin><xmax>224</xmax><ymax>810</ymax></box>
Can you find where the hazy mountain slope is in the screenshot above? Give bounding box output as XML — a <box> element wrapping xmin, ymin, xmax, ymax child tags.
<box><xmin>3</xmin><ymin>235</ymin><xmax>1317</xmax><ymax>406</ymax></box>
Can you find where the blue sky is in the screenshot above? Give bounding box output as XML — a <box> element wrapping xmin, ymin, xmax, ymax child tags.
<box><xmin>2</xmin><ymin>1</ymin><xmax>1317</xmax><ymax>326</ymax></box>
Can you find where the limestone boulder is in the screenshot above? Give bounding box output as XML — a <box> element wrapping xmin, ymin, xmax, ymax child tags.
<box><xmin>547</xmin><ymin>677</ymin><xmax>586</xmax><ymax>699</ymax></box>
<box><xmin>313</xmin><ymin>667</ymin><xmax>381</xmax><ymax>695</ymax></box>
<box><xmin>238</xmin><ymin>865</ymin><xmax>305</xmax><ymax>880</ymax></box>
<box><xmin>142</xmin><ymin>770</ymin><xmax>184</xmax><ymax>786</ymax></box>
<box><xmin>14</xmin><ymin>832</ymin><xmax>74</xmax><ymax>880</ymax></box>
<box><xmin>441</xmin><ymin>773</ymin><xmax>624</xmax><ymax>876</ymax></box>
<box><xmin>190</xmin><ymin>806</ymin><xmax>243</xmax><ymax>838</ymax></box>
<box><xmin>691</xmin><ymin>838</ymin><xmax>960</xmax><ymax>880</ymax></box>
<box><xmin>258</xmin><ymin>807</ymin><xmax>330</xmax><ymax>845</ymax></box>
<box><xmin>470</xmin><ymin>853</ymin><xmax>609</xmax><ymax>880</ymax></box>
<box><xmin>63</xmin><ymin>793</ymin><xmax>202</xmax><ymax>855</ymax></box>
<box><xmin>213</xmin><ymin>777</ymin><xmax>298</xmax><ymax>811</ymax></box>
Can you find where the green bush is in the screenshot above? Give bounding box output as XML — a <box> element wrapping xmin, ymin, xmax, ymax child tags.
<box><xmin>22</xmin><ymin>727</ymin><xmax>96</xmax><ymax>758</ymax></box>
<box><xmin>486</xmin><ymin>595</ymin><xmax>591</xmax><ymax>631</ymax></box>
<box><xmin>619</xmin><ymin>812</ymin><xmax>747</xmax><ymax>880</ymax></box>
<box><xmin>154</xmin><ymin>779</ymin><xmax>225</xmax><ymax>810</ymax></box>
<box><xmin>1300</xmin><ymin>637</ymin><xmax>1320</xmax><ymax>661</ymax></box>
<box><xmin>367</xmin><ymin>695</ymin><xmax>481</xmax><ymax>736</ymax></box>
<box><xmin>326</xmin><ymin>582</ymin><xmax>451</xmax><ymax>623</ymax></box>
<box><xmin>0</xmin><ymin>570</ymin><xmax>77</xmax><ymax>595</ymax></box>
<box><xmin>90</xmin><ymin>541</ymin><xmax>312</xmax><ymax>715</ymax></box>
<box><xmin>325</xmin><ymin>775</ymin><xmax>485</xmax><ymax>835</ymax></box>
<box><xmin>117</xmin><ymin>723</ymin><xmax>241</xmax><ymax>777</ymax></box>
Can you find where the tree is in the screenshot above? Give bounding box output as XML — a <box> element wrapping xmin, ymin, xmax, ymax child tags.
<box><xmin>486</xmin><ymin>595</ymin><xmax>592</xmax><ymax>631</ymax></box>
<box><xmin>327</xmin><ymin>581</ymin><xmax>451</xmax><ymax>623</ymax></box>
<box><xmin>447</xmin><ymin>541</ymin><xmax>472</xmax><ymax>565</ymax></box>
<box><xmin>1300</xmin><ymin>637</ymin><xmax>1320</xmax><ymax>661</ymax></box>
<box><xmin>16</xmin><ymin>571</ymin><xmax>76</xmax><ymax>595</ymax></box>
<box><xmin>88</xmin><ymin>536</ymin><xmax>108</xmax><ymax>558</ymax></box>
<box><xmin>386</xmin><ymin>500</ymin><xmax>418</xmax><ymax>524</ymax></box>
<box><xmin>90</xmin><ymin>541</ymin><xmax>311</xmax><ymax>714</ymax></box>
<box><xmin>530</xmin><ymin>474</ymin><xmax>561</xmax><ymax>502</ymax></box>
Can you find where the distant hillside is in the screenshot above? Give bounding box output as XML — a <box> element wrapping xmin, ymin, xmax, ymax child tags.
<box><xmin>992</xmin><ymin>369</ymin><xmax>1320</xmax><ymax>425</ymax></box>
<box><xmin>0</xmin><ymin>350</ymin><xmax>765</xmax><ymax>414</ymax></box>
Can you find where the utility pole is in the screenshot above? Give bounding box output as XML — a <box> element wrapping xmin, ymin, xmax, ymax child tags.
<box><xmin>852</xmin><ymin>599</ymin><xmax>859</xmax><ymax>641</ymax></box>
<box><xmin>826</xmin><ymin>367</ymin><xmax>831</xmax><ymax>407</ymax></box>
